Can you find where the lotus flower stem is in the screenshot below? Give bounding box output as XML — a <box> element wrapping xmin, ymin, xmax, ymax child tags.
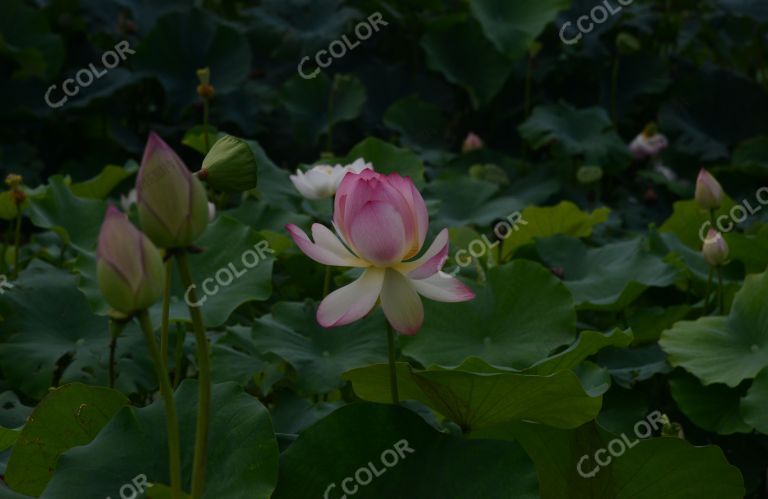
<box><xmin>386</xmin><ymin>322</ymin><xmax>399</xmax><ymax>405</ymax></box>
<box><xmin>704</xmin><ymin>266</ymin><xmax>713</xmax><ymax>314</ymax></box>
<box><xmin>137</xmin><ymin>310</ymin><xmax>183</xmax><ymax>499</ymax></box>
<box><xmin>203</xmin><ymin>99</ymin><xmax>210</xmax><ymax>154</ymax></box>
<box><xmin>173</xmin><ymin>322</ymin><xmax>185</xmax><ymax>389</ymax></box>
<box><xmin>108</xmin><ymin>319</ymin><xmax>126</xmax><ymax>388</ymax></box>
<box><xmin>610</xmin><ymin>54</ymin><xmax>620</xmax><ymax>122</ymax></box>
<box><xmin>175</xmin><ymin>251</ymin><xmax>211</xmax><ymax>499</ymax></box>
<box><xmin>716</xmin><ymin>267</ymin><xmax>724</xmax><ymax>314</ymax></box>
<box><xmin>160</xmin><ymin>258</ymin><xmax>174</xmax><ymax>363</ymax></box>
<box><xmin>11</xmin><ymin>205</ymin><xmax>21</xmax><ymax>279</ymax></box>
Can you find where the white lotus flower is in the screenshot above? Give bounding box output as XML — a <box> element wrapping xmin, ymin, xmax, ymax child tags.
<box><xmin>289</xmin><ymin>158</ymin><xmax>373</xmax><ymax>200</ymax></box>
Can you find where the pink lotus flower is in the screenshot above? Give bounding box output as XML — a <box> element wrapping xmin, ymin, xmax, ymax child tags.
<box><xmin>286</xmin><ymin>170</ymin><xmax>474</xmax><ymax>334</ymax></box>
<box><xmin>628</xmin><ymin>126</ymin><xmax>668</xmax><ymax>160</ymax></box>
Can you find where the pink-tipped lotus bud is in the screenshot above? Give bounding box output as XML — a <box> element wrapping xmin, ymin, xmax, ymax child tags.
<box><xmin>136</xmin><ymin>132</ymin><xmax>209</xmax><ymax>248</ymax></box>
<box><xmin>695</xmin><ymin>168</ymin><xmax>724</xmax><ymax>210</ymax></box>
<box><xmin>702</xmin><ymin>229</ymin><xmax>729</xmax><ymax>266</ymax></box>
<box><xmin>462</xmin><ymin>132</ymin><xmax>484</xmax><ymax>153</ymax></box>
<box><xmin>97</xmin><ymin>206</ymin><xmax>164</xmax><ymax>314</ymax></box>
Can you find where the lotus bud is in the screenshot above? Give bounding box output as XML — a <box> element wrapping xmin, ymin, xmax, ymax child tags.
<box><xmin>196</xmin><ymin>67</ymin><xmax>215</xmax><ymax>99</ymax></box>
<box><xmin>462</xmin><ymin>132</ymin><xmax>484</xmax><ymax>153</ymax></box>
<box><xmin>198</xmin><ymin>135</ymin><xmax>259</xmax><ymax>192</ymax></box>
<box><xmin>702</xmin><ymin>229</ymin><xmax>729</xmax><ymax>266</ymax></box>
<box><xmin>136</xmin><ymin>132</ymin><xmax>209</xmax><ymax>248</ymax></box>
<box><xmin>97</xmin><ymin>206</ymin><xmax>164</xmax><ymax>314</ymax></box>
<box><xmin>695</xmin><ymin>169</ymin><xmax>724</xmax><ymax>210</ymax></box>
<box><xmin>616</xmin><ymin>32</ymin><xmax>640</xmax><ymax>55</ymax></box>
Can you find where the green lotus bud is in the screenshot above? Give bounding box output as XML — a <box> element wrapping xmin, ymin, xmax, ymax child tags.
<box><xmin>136</xmin><ymin>132</ymin><xmax>209</xmax><ymax>248</ymax></box>
<box><xmin>97</xmin><ymin>206</ymin><xmax>164</xmax><ymax>314</ymax></box>
<box><xmin>616</xmin><ymin>32</ymin><xmax>640</xmax><ymax>55</ymax></box>
<box><xmin>198</xmin><ymin>135</ymin><xmax>259</xmax><ymax>192</ymax></box>
<box><xmin>577</xmin><ymin>165</ymin><xmax>603</xmax><ymax>184</ymax></box>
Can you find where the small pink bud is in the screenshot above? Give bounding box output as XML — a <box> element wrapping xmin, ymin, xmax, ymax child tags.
<box><xmin>695</xmin><ymin>169</ymin><xmax>724</xmax><ymax>210</ymax></box>
<box><xmin>462</xmin><ymin>132</ymin><xmax>484</xmax><ymax>153</ymax></box>
<box><xmin>702</xmin><ymin>229</ymin><xmax>729</xmax><ymax>266</ymax></box>
<box><xmin>97</xmin><ymin>206</ymin><xmax>164</xmax><ymax>314</ymax></box>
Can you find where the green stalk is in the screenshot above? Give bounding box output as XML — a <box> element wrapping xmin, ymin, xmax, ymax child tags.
<box><xmin>108</xmin><ymin>319</ymin><xmax>126</xmax><ymax>389</ymax></box>
<box><xmin>203</xmin><ymin>98</ymin><xmax>210</xmax><ymax>154</ymax></box>
<box><xmin>323</xmin><ymin>266</ymin><xmax>331</xmax><ymax>297</ymax></box>
<box><xmin>386</xmin><ymin>322</ymin><xmax>399</xmax><ymax>405</ymax></box>
<box><xmin>175</xmin><ymin>252</ymin><xmax>211</xmax><ymax>499</ymax></box>
<box><xmin>704</xmin><ymin>266</ymin><xmax>713</xmax><ymax>314</ymax></box>
<box><xmin>173</xmin><ymin>322</ymin><xmax>185</xmax><ymax>389</ymax></box>
<box><xmin>716</xmin><ymin>267</ymin><xmax>724</xmax><ymax>314</ymax></box>
<box><xmin>137</xmin><ymin>311</ymin><xmax>183</xmax><ymax>499</ymax></box>
<box><xmin>11</xmin><ymin>205</ymin><xmax>21</xmax><ymax>279</ymax></box>
<box><xmin>160</xmin><ymin>258</ymin><xmax>174</xmax><ymax>365</ymax></box>
<box><xmin>610</xmin><ymin>54</ymin><xmax>621</xmax><ymax>123</ymax></box>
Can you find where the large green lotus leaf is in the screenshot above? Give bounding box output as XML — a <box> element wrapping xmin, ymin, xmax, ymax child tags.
<box><xmin>273</xmin><ymin>402</ymin><xmax>538</xmax><ymax>499</ymax></box>
<box><xmin>113</xmin><ymin>0</ymin><xmax>190</xmax><ymax>35</ymax></box>
<box><xmin>341</xmin><ymin>137</ymin><xmax>425</xmax><ymax>185</ymax></box>
<box><xmin>211</xmin><ymin>326</ymin><xmax>268</xmax><ymax>386</ymax></box>
<box><xmin>4</xmin><ymin>384</ymin><xmax>127</xmax><ymax>496</ymax></box>
<box><xmin>733</xmin><ymin>135</ymin><xmax>768</xmax><ymax>170</ymax></box>
<box><xmin>402</xmin><ymin>261</ymin><xmax>576</xmax><ymax>369</ymax></box>
<box><xmin>344</xmin><ymin>363</ymin><xmax>600</xmax><ymax>431</ymax></box>
<box><xmin>536</xmin><ymin>235</ymin><xmax>680</xmax><ymax>309</ymax></box>
<box><xmin>519</xmin><ymin>103</ymin><xmax>630</xmax><ymax>168</ymax></box>
<box><xmin>225</xmin><ymin>199</ymin><xmax>310</xmax><ymax>235</ymax></box>
<box><xmin>383</xmin><ymin>95</ymin><xmax>450</xmax><ymax>162</ymax></box>
<box><xmin>469</xmin><ymin>0</ymin><xmax>570</xmax><ymax>58</ymax></box>
<box><xmin>280</xmin><ymin>73</ymin><xmax>366</xmax><ymax>145</ymax></box>
<box><xmin>42</xmin><ymin>381</ymin><xmax>279</xmax><ymax>499</ymax></box>
<box><xmin>162</xmin><ymin>215</ymin><xmax>274</xmax><ymax>328</ymax></box>
<box><xmin>243</xmin><ymin>139</ymin><xmax>302</xmax><ymax>211</ymax></box>
<box><xmin>0</xmin><ymin>262</ymin><xmax>109</xmax><ymax>399</ymax></box>
<box><xmin>660</xmin><ymin>270</ymin><xmax>768</xmax><ymax>387</ymax></box>
<box><xmin>529</xmin><ymin>329</ymin><xmax>633</xmax><ymax>376</ymax></box>
<box><xmin>28</xmin><ymin>176</ymin><xmax>106</xmax><ymax>250</ymax></box>
<box><xmin>251</xmin><ymin>301</ymin><xmax>387</xmax><ymax>394</ymax></box>
<box><xmin>726</xmin><ymin>227</ymin><xmax>768</xmax><ymax>274</ymax></box>
<box><xmin>423</xmin><ymin>176</ymin><xmax>532</xmax><ymax>227</ymax></box>
<box><xmin>0</xmin><ymin>0</ymin><xmax>64</xmax><ymax>80</ymax></box>
<box><xmin>595</xmin><ymin>344</ymin><xmax>672</xmax><ymax>389</ymax></box>
<box><xmin>421</xmin><ymin>17</ymin><xmax>513</xmax><ymax>109</ymax></box>
<box><xmin>740</xmin><ymin>369</ymin><xmax>768</xmax><ymax>434</ymax></box>
<box><xmin>627</xmin><ymin>304</ymin><xmax>690</xmax><ymax>343</ymax></box>
<box><xmin>134</xmin><ymin>9</ymin><xmax>251</xmax><ymax>114</ymax></box>
<box><xmin>481</xmin><ymin>421</ymin><xmax>745</xmax><ymax>499</ymax></box>
<box><xmin>69</xmin><ymin>162</ymin><xmax>138</xmax><ymax>200</ymax></box>
<box><xmin>659</xmin><ymin>198</ymin><xmax>736</xmax><ymax>249</ymax></box>
<box><xmin>248</xmin><ymin>0</ymin><xmax>360</xmax><ymax>57</ymax></box>
<box><xmin>500</xmin><ymin>201</ymin><xmax>610</xmax><ymax>259</ymax></box>
<box><xmin>669</xmin><ymin>372</ymin><xmax>752</xmax><ymax>435</ymax></box>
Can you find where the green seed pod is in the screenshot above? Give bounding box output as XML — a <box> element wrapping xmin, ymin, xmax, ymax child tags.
<box><xmin>198</xmin><ymin>135</ymin><xmax>259</xmax><ymax>192</ymax></box>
